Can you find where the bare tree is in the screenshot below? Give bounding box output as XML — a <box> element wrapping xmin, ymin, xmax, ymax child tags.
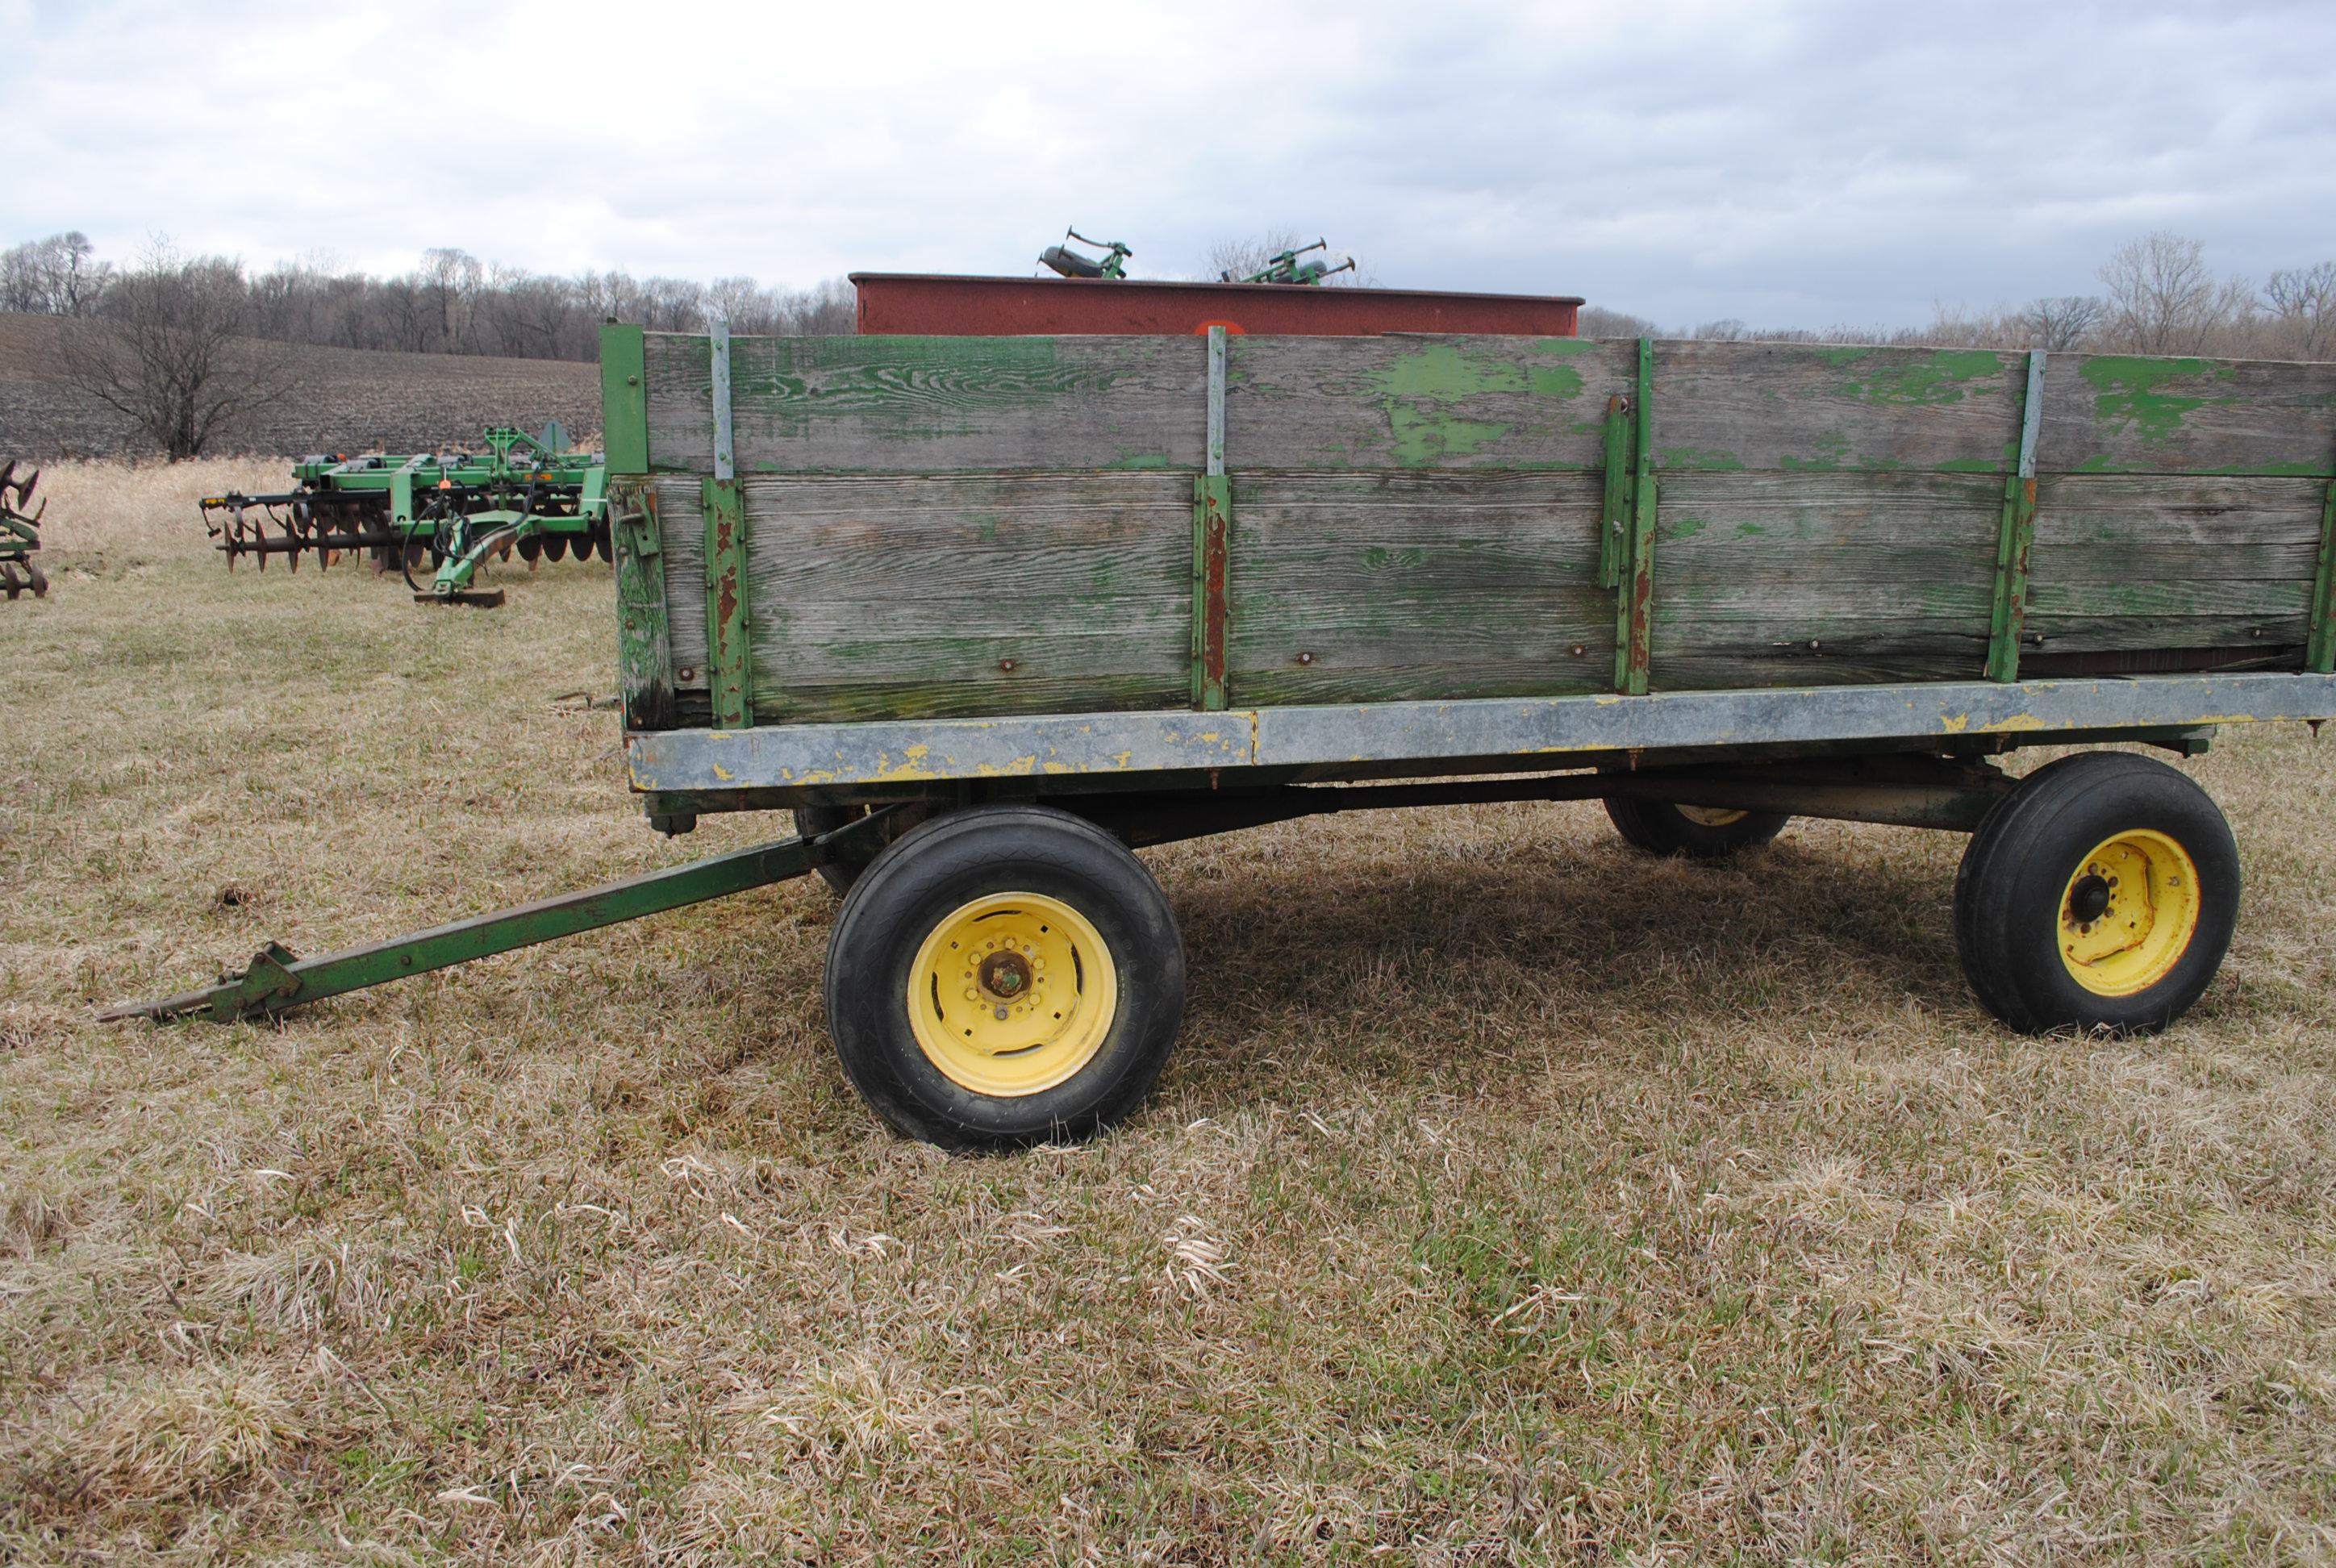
<box><xmin>2098</xmin><ymin>231</ymin><xmax>2226</xmax><ymax>355</ymax></box>
<box><xmin>2264</xmin><ymin>261</ymin><xmax>2336</xmax><ymax>360</ymax></box>
<box><xmin>1</xmin><ymin>231</ymin><xmax>111</xmax><ymax>315</ymax></box>
<box><xmin>57</xmin><ymin>241</ymin><xmax>301</xmax><ymax>461</ymax></box>
<box><xmin>2015</xmin><ymin>295</ymin><xmax>2105</xmax><ymax>351</ymax></box>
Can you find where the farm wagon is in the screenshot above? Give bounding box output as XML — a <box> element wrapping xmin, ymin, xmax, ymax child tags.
<box><xmin>115</xmin><ymin>311</ymin><xmax>2336</xmax><ymax>1148</ymax></box>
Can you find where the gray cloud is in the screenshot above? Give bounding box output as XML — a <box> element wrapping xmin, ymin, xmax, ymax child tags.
<box><xmin>7</xmin><ymin>0</ymin><xmax>2333</xmax><ymax>327</ymax></box>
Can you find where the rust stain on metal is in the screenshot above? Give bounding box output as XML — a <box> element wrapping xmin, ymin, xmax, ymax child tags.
<box><xmin>1202</xmin><ymin>493</ymin><xmax>1229</xmax><ymax>691</ymax></box>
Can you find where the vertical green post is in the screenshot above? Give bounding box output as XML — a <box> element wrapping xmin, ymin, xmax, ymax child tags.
<box><xmin>2309</xmin><ymin>473</ymin><xmax>2336</xmax><ymax>673</ymax></box>
<box><xmin>1597</xmin><ymin>394</ymin><xmax>1631</xmax><ymax>590</ymax></box>
<box><xmin>599</xmin><ymin>323</ymin><xmax>649</xmax><ymax>476</ymax></box>
<box><xmin>1986</xmin><ymin>350</ymin><xmax>2047</xmax><ymax>683</ymax></box>
<box><xmin>1192</xmin><ymin>326</ymin><xmax>1230</xmax><ymax>711</ymax></box>
<box><xmin>703</xmin><ymin>323</ymin><xmax>753</xmax><ymax>728</ymax></box>
<box><xmin>1612</xmin><ymin>339</ymin><xmax>1657</xmax><ymax>695</ymax></box>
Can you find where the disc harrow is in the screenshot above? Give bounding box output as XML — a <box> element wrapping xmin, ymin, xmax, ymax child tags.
<box><xmin>1</xmin><ymin>460</ymin><xmax>47</xmax><ymax>600</ymax></box>
<box><xmin>200</xmin><ymin>423</ymin><xmax>607</xmax><ymax>605</ymax></box>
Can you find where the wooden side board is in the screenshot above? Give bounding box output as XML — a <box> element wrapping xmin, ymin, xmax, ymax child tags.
<box><xmin>619</xmin><ymin>331</ymin><xmax>2336</xmax><ymax>732</ymax></box>
<box><xmin>1225</xmin><ymin>469</ymin><xmax>1613</xmax><ymax>705</ymax></box>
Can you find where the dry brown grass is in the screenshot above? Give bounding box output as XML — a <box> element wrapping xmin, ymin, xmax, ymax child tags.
<box><xmin>1</xmin><ymin>461</ymin><xmax>2333</xmax><ymax>1562</ymax></box>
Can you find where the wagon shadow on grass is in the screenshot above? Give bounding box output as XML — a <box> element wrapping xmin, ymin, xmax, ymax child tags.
<box><xmin>1152</xmin><ymin>817</ymin><xmax>1979</xmax><ymax>1104</ymax></box>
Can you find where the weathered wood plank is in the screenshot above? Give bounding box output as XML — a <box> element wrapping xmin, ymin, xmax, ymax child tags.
<box><xmin>644</xmin><ymin>332</ymin><xmax>1208</xmax><ymax>474</ymax></box>
<box><xmin>1654</xmin><ymin>342</ymin><xmax>2027</xmax><ymax>474</ymax></box>
<box><xmin>1225</xmin><ymin>336</ymin><xmax>1633</xmax><ymax>470</ymax></box>
<box><xmin>2028</xmin><ymin>474</ymin><xmax>2326</xmax><ymax>579</ymax></box>
<box><xmin>2038</xmin><ymin>355</ymin><xmax>2336</xmax><ymax>476</ymax></box>
<box><xmin>649</xmin><ymin>474</ymin><xmax>708</xmax><ymax>689</ymax></box>
<box><xmin>734</xmin><ymin>470</ymin><xmax>1192</xmax><ymax>723</ymax></box>
<box><xmin>1650</xmin><ymin>470</ymin><xmax>2000</xmax><ymax>686</ymax></box>
<box><xmin>1221</xmin><ymin>467</ymin><xmax>1612</xmax><ymax>704</ymax></box>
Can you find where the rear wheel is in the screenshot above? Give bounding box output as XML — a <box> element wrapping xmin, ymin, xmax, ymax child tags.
<box><xmin>824</xmin><ymin>805</ymin><xmax>1185</xmax><ymax>1149</ymax></box>
<box><xmin>1954</xmin><ymin>751</ymin><xmax>2238</xmax><ymax>1035</ymax></box>
<box><xmin>1605</xmin><ymin>796</ymin><xmax>1790</xmax><ymax>860</ymax></box>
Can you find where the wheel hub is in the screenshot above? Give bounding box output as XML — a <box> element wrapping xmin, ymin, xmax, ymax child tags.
<box><xmin>978</xmin><ymin>949</ymin><xmax>1032</xmax><ymax>999</ymax></box>
<box><xmin>905</xmin><ymin>893</ymin><xmax>1119</xmax><ymax>1097</ymax></box>
<box><xmin>2057</xmin><ymin>832</ymin><xmax>2201</xmax><ymax>997</ymax></box>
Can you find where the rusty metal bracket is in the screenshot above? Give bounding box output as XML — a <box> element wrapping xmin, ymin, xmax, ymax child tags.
<box><xmin>702</xmin><ymin>322</ymin><xmax>753</xmax><ymax>728</ymax></box>
<box><xmin>1192</xmin><ymin>326</ymin><xmax>1231</xmax><ymax>711</ymax></box>
<box><xmin>1986</xmin><ymin>349</ymin><xmax>2048</xmax><ymax>682</ymax></box>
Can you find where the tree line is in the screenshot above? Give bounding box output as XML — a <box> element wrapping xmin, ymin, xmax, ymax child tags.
<box><xmin>2</xmin><ymin>234</ymin><xmax>856</xmax><ymax>361</ymax></box>
<box><xmin>1581</xmin><ymin>232</ymin><xmax>2336</xmax><ymax>361</ymax></box>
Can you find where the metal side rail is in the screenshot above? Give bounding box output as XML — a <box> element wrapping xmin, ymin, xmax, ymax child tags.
<box><xmin>101</xmin><ymin>810</ymin><xmax>900</xmax><ymax>1024</ymax></box>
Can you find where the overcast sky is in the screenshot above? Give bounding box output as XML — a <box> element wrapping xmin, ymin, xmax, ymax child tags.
<box><xmin>8</xmin><ymin>0</ymin><xmax>2334</xmax><ymax>329</ymax></box>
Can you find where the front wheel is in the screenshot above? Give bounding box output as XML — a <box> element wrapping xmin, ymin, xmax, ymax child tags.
<box><xmin>824</xmin><ymin>805</ymin><xmax>1186</xmax><ymax>1149</ymax></box>
<box><xmin>1954</xmin><ymin>751</ymin><xmax>2238</xmax><ymax>1036</ymax></box>
<box><xmin>1605</xmin><ymin>796</ymin><xmax>1790</xmax><ymax>860</ymax></box>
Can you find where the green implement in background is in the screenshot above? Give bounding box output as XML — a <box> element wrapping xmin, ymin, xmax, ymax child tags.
<box><xmin>198</xmin><ymin>423</ymin><xmax>607</xmax><ymax>607</ymax></box>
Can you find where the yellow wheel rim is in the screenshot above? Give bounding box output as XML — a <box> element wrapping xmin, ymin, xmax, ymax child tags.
<box><xmin>2057</xmin><ymin>830</ymin><xmax>2201</xmax><ymax>997</ymax></box>
<box><xmin>906</xmin><ymin>892</ymin><xmax>1118</xmax><ymax>1097</ymax></box>
<box><xmin>1677</xmin><ymin>806</ymin><xmax>1748</xmax><ymax>828</ymax></box>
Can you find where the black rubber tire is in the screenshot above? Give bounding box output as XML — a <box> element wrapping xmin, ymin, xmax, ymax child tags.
<box><xmin>824</xmin><ymin>804</ymin><xmax>1186</xmax><ymax>1149</ymax></box>
<box><xmin>1954</xmin><ymin>750</ymin><xmax>2238</xmax><ymax>1036</ymax></box>
<box><xmin>1604</xmin><ymin>796</ymin><xmax>1791</xmax><ymax>860</ymax></box>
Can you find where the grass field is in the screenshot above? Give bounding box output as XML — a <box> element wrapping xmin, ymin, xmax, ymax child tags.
<box><xmin>2</xmin><ymin>461</ymin><xmax>2333</xmax><ymax>1564</ymax></box>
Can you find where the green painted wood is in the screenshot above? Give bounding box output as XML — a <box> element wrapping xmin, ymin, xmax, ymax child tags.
<box><xmin>1654</xmin><ymin>342</ymin><xmax>2028</xmax><ymax>476</ymax></box>
<box><xmin>2312</xmin><ymin>478</ymin><xmax>2336</xmax><ymax>672</ymax></box>
<box><xmin>610</xmin><ymin>479</ymin><xmax>676</xmax><ymax>729</ymax></box>
<box><xmin>1615</xmin><ymin>338</ymin><xmax>1657</xmax><ymax>694</ymax></box>
<box><xmin>644</xmin><ymin>332</ymin><xmax>1208</xmax><ymax>474</ymax></box>
<box><xmin>2038</xmin><ymin>356</ymin><xmax>2336</xmax><ymax>477</ymax></box>
<box><xmin>703</xmin><ymin>477</ymin><xmax>752</xmax><ymax>727</ymax></box>
<box><xmin>599</xmin><ymin>323</ymin><xmax>650</xmax><ymax>474</ymax></box>
<box><xmin>1224</xmin><ymin>335</ymin><xmax>1633</xmax><ymax>472</ymax></box>
<box><xmin>1193</xmin><ymin>473</ymin><xmax>1231</xmax><ymax>710</ymax></box>
<box><xmin>1598</xmin><ymin>394</ymin><xmax>1630</xmax><ymax>588</ymax></box>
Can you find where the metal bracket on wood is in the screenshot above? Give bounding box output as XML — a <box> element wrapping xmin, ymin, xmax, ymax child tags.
<box><xmin>703</xmin><ymin>321</ymin><xmax>753</xmax><ymax>728</ymax></box>
<box><xmin>2309</xmin><ymin>465</ymin><xmax>2336</xmax><ymax>673</ymax></box>
<box><xmin>1612</xmin><ymin>338</ymin><xmax>1657</xmax><ymax>694</ymax></box>
<box><xmin>1986</xmin><ymin>349</ymin><xmax>2048</xmax><ymax>682</ymax></box>
<box><xmin>1598</xmin><ymin>393</ymin><xmax>1631</xmax><ymax>590</ymax></box>
<box><xmin>1193</xmin><ymin>326</ymin><xmax>1231</xmax><ymax>711</ymax></box>
<box><xmin>611</xmin><ymin>482</ymin><xmax>677</xmax><ymax>730</ymax></box>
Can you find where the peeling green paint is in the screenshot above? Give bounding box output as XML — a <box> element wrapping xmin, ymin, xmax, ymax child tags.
<box><xmin>2079</xmin><ymin>356</ymin><xmax>2238</xmax><ymax>447</ymax></box>
<box><xmin>1526</xmin><ymin>365</ymin><xmax>1587</xmax><ymax>401</ymax></box>
<box><xmin>1665</xmin><ymin>516</ymin><xmax>1708</xmax><ymax>540</ymax></box>
<box><xmin>1361</xmin><ymin>546</ymin><xmax>1427</xmax><ymax>571</ymax></box>
<box><xmin>1370</xmin><ymin>344</ymin><xmax>1525</xmax><ymax>468</ymax></box>
<box><xmin>1838</xmin><ymin>350</ymin><xmax>2006</xmax><ymax>407</ymax></box>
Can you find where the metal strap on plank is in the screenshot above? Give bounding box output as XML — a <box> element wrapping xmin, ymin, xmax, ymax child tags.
<box><xmin>703</xmin><ymin>322</ymin><xmax>753</xmax><ymax>727</ymax></box>
<box><xmin>1192</xmin><ymin>326</ymin><xmax>1231</xmax><ymax>711</ymax></box>
<box><xmin>1986</xmin><ymin>349</ymin><xmax>2048</xmax><ymax>682</ymax></box>
<box><xmin>1597</xmin><ymin>393</ymin><xmax>1631</xmax><ymax>590</ymax></box>
<box><xmin>1612</xmin><ymin>338</ymin><xmax>1657</xmax><ymax>694</ymax></box>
